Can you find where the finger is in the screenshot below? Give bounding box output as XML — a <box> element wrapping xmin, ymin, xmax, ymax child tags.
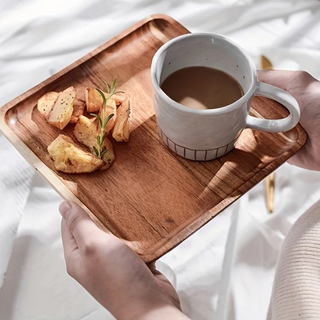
<box><xmin>59</xmin><ymin>201</ymin><xmax>105</xmax><ymax>249</ymax></box>
<box><xmin>257</xmin><ymin>70</ymin><xmax>295</xmax><ymax>90</ymax></box>
<box><xmin>61</xmin><ymin>218</ymin><xmax>78</xmax><ymax>259</ymax></box>
<box><xmin>148</xmin><ymin>261</ymin><xmax>162</xmax><ymax>276</ymax></box>
<box><xmin>148</xmin><ymin>263</ymin><xmax>167</xmax><ymax>281</ymax></box>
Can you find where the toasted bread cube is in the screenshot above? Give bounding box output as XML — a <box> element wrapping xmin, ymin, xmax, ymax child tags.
<box><xmin>48</xmin><ymin>86</ymin><xmax>76</xmax><ymax>130</ymax></box>
<box><xmin>85</xmin><ymin>88</ymin><xmax>105</xmax><ymax>113</ymax></box>
<box><xmin>75</xmin><ymin>86</ymin><xmax>86</xmax><ymax>102</ymax></box>
<box><xmin>69</xmin><ymin>87</ymin><xmax>86</xmax><ymax>123</ymax></box>
<box><xmin>99</xmin><ymin>137</ymin><xmax>115</xmax><ymax>171</ymax></box>
<box><xmin>112</xmin><ymin>92</ymin><xmax>126</xmax><ymax>107</ymax></box>
<box><xmin>74</xmin><ymin>115</ymin><xmax>115</xmax><ymax>170</ymax></box>
<box><xmin>47</xmin><ymin>134</ymin><xmax>103</xmax><ymax>173</ymax></box>
<box><xmin>100</xmin><ymin>98</ymin><xmax>116</xmax><ymax>134</ymax></box>
<box><xmin>37</xmin><ymin>91</ymin><xmax>59</xmax><ymax>120</ymax></box>
<box><xmin>73</xmin><ymin>115</ymin><xmax>97</xmax><ymax>148</ymax></box>
<box><xmin>112</xmin><ymin>96</ymin><xmax>131</xmax><ymax>142</ymax></box>
<box><xmin>70</xmin><ymin>103</ymin><xmax>85</xmax><ymax>123</ymax></box>
<box><xmin>85</xmin><ymin>88</ymin><xmax>118</xmax><ymax>114</ymax></box>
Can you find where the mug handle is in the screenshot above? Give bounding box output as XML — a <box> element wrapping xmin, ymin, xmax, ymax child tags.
<box><xmin>246</xmin><ymin>81</ymin><xmax>300</xmax><ymax>132</ymax></box>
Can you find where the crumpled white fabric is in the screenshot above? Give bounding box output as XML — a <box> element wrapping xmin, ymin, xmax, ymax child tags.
<box><xmin>1</xmin><ymin>0</ymin><xmax>320</xmax><ymax>319</ymax></box>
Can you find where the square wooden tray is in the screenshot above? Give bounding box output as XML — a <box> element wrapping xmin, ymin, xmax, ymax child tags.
<box><xmin>0</xmin><ymin>14</ymin><xmax>306</xmax><ymax>262</ymax></box>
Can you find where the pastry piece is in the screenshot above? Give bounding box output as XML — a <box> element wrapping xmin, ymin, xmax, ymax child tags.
<box><xmin>85</xmin><ymin>88</ymin><xmax>105</xmax><ymax>113</ymax></box>
<box><xmin>70</xmin><ymin>87</ymin><xmax>86</xmax><ymax>123</ymax></box>
<box><xmin>74</xmin><ymin>115</ymin><xmax>115</xmax><ymax>170</ymax></box>
<box><xmin>48</xmin><ymin>86</ymin><xmax>76</xmax><ymax>129</ymax></box>
<box><xmin>99</xmin><ymin>97</ymin><xmax>116</xmax><ymax>134</ymax></box>
<box><xmin>112</xmin><ymin>92</ymin><xmax>126</xmax><ymax>107</ymax></box>
<box><xmin>37</xmin><ymin>91</ymin><xmax>59</xmax><ymax>120</ymax></box>
<box><xmin>47</xmin><ymin>134</ymin><xmax>103</xmax><ymax>173</ymax></box>
<box><xmin>112</xmin><ymin>96</ymin><xmax>131</xmax><ymax>142</ymax></box>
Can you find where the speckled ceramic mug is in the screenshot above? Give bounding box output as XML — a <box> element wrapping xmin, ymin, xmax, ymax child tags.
<box><xmin>151</xmin><ymin>33</ymin><xmax>300</xmax><ymax>161</ymax></box>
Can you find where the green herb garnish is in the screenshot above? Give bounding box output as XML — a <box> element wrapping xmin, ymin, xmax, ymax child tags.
<box><xmin>92</xmin><ymin>79</ymin><xmax>124</xmax><ymax>158</ymax></box>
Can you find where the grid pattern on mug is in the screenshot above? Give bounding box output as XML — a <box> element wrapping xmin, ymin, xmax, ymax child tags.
<box><xmin>159</xmin><ymin>129</ymin><xmax>241</xmax><ymax>161</ymax></box>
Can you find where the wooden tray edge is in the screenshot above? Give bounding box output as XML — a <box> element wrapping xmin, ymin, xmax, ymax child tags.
<box><xmin>0</xmin><ymin>14</ymin><xmax>183</xmax><ymax>234</ymax></box>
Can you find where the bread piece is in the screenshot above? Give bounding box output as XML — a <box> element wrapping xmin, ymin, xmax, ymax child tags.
<box><xmin>70</xmin><ymin>103</ymin><xmax>85</xmax><ymax>124</ymax></box>
<box><xmin>112</xmin><ymin>96</ymin><xmax>131</xmax><ymax>142</ymax></box>
<box><xmin>112</xmin><ymin>92</ymin><xmax>126</xmax><ymax>107</ymax></box>
<box><xmin>37</xmin><ymin>91</ymin><xmax>59</xmax><ymax>119</ymax></box>
<box><xmin>99</xmin><ymin>97</ymin><xmax>116</xmax><ymax>134</ymax></box>
<box><xmin>48</xmin><ymin>86</ymin><xmax>76</xmax><ymax>129</ymax></box>
<box><xmin>74</xmin><ymin>115</ymin><xmax>115</xmax><ymax>170</ymax></box>
<box><xmin>99</xmin><ymin>137</ymin><xmax>115</xmax><ymax>171</ymax></box>
<box><xmin>85</xmin><ymin>88</ymin><xmax>117</xmax><ymax>114</ymax></box>
<box><xmin>85</xmin><ymin>88</ymin><xmax>105</xmax><ymax>113</ymax></box>
<box><xmin>47</xmin><ymin>134</ymin><xmax>103</xmax><ymax>173</ymax></box>
<box><xmin>70</xmin><ymin>87</ymin><xmax>86</xmax><ymax>123</ymax></box>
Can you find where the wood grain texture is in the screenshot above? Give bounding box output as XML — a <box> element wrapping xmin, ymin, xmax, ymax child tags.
<box><xmin>0</xmin><ymin>15</ymin><xmax>307</xmax><ymax>262</ymax></box>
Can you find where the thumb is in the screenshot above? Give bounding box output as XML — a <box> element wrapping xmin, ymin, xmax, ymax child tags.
<box><xmin>59</xmin><ymin>201</ymin><xmax>105</xmax><ymax>249</ymax></box>
<box><xmin>257</xmin><ymin>70</ymin><xmax>295</xmax><ymax>91</ymax></box>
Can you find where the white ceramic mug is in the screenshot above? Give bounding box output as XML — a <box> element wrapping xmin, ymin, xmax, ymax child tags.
<box><xmin>151</xmin><ymin>33</ymin><xmax>300</xmax><ymax>161</ymax></box>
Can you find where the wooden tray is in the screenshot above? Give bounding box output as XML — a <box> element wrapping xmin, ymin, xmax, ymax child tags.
<box><xmin>0</xmin><ymin>14</ymin><xmax>307</xmax><ymax>262</ymax></box>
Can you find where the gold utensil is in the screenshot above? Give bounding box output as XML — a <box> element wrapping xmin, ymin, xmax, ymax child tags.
<box><xmin>265</xmin><ymin>172</ymin><xmax>275</xmax><ymax>213</ymax></box>
<box><xmin>261</xmin><ymin>55</ymin><xmax>275</xmax><ymax>213</ymax></box>
<box><xmin>261</xmin><ymin>55</ymin><xmax>273</xmax><ymax>70</ymax></box>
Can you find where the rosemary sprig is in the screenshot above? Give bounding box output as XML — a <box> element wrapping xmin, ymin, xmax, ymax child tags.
<box><xmin>92</xmin><ymin>79</ymin><xmax>124</xmax><ymax>158</ymax></box>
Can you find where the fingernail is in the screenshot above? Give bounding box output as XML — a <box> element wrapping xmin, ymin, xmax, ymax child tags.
<box><xmin>59</xmin><ymin>201</ymin><xmax>72</xmax><ymax>219</ymax></box>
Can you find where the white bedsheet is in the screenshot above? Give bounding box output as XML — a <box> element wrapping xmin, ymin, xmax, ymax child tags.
<box><xmin>1</xmin><ymin>0</ymin><xmax>320</xmax><ymax>319</ymax></box>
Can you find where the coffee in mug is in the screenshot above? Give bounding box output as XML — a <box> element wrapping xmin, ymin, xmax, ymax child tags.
<box><xmin>160</xmin><ymin>66</ymin><xmax>243</xmax><ymax>110</ymax></box>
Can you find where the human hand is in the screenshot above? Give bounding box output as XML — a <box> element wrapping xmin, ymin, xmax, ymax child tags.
<box><xmin>258</xmin><ymin>70</ymin><xmax>320</xmax><ymax>171</ymax></box>
<box><xmin>59</xmin><ymin>201</ymin><xmax>189</xmax><ymax>320</ymax></box>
